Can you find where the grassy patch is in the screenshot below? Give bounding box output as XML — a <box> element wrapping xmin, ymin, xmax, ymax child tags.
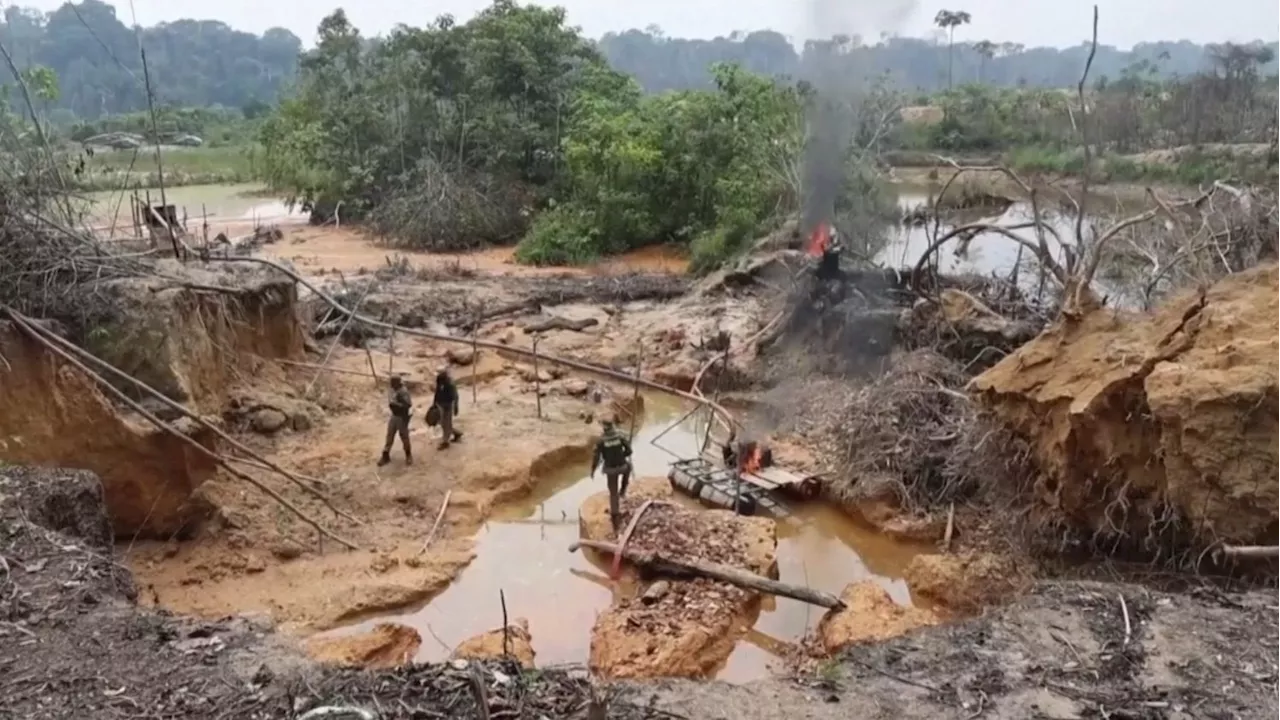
<box><xmin>73</xmin><ymin>144</ymin><xmax>261</xmax><ymax>191</ymax></box>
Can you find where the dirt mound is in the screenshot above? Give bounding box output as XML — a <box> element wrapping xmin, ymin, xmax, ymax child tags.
<box><xmin>905</xmin><ymin>552</ymin><xmax>1029</xmax><ymax>613</ymax></box>
<box><xmin>580</xmin><ymin>486</ymin><xmax>777</xmax><ymax>679</ymax></box>
<box><xmin>0</xmin><ymin>320</ymin><xmax>219</xmax><ymax>538</ymax></box>
<box><xmin>816</xmin><ymin>582</ymin><xmax>940</xmax><ymax>653</ymax></box>
<box><xmin>452</xmin><ymin>618</ymin><xmax>537</xmax><ymax>668</ymax></box>
<box><xmin>971</xmin><ymin>264</ymin><xmax>1279</xmax><ymax>554</ymax></box>
<box><xmin>306</xmin><ymin>623</ymin><xmax>422</xmax><ymax>668</ymax></box>
<box><xmin>89</xmin><ymin>269</ymin><xmax>304</xmax><ymax>410</ymax></box>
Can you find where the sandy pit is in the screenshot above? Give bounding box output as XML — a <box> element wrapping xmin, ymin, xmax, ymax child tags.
<box><xmin>76</xmin><ymin>227</ymin><xmax>912</xmax><ymax>679</ymax></box>
<box><xmin>303</xmin><ymin>394</ymin><xmax>933</xmax><ymax>682</ymax></box>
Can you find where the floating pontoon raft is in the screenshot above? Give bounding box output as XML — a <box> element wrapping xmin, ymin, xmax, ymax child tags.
<box><xmin>667</xmin><ymin>457</ymin><xmax>822</xmax><ymax>518</ymax></box>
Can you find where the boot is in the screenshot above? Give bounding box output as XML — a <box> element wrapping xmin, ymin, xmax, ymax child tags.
<box><xmin>451</xmin><ymin>430</ymin><xmax>463</xmax><ymax>442</ymax></box>
<box><xmin>438</xmin><ymin>439</ymin><xmax>450</xmax><ymax>450</ymax></box>
<box><xmin>404</xmin><ymin>450</ymin><xmax>413</xmax><ymax>465</ymax></box>
<box><xmin>377</xmin><ymin>451</ymin><xmax>391</xmax><ymax>467</ymax></box>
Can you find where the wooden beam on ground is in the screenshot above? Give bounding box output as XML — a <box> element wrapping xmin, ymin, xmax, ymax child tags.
<box><xmin>569</xmin><ymin>538</ymin><xmax>845</xmax><ymax>610</ymax></box>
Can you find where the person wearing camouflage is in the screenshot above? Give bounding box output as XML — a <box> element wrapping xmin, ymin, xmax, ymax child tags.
<box><xmin>379</xmin><ymin>375</ymin><xmax>413</xmax><ymax>466</ymax></box>
<box><xmin>590</xmin><ymin>418</ymin><xmax>633</xmax><ymax>531</ymax></box>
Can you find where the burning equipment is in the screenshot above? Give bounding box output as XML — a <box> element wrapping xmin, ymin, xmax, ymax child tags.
<box><xmin>722</xmin><ymin>432</ymin><xmax>775</xmax><ymax>475</ymax></box>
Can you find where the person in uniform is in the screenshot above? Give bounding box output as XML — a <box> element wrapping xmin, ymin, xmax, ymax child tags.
<box><xmin>590</xmin><ymin>418</ymin><xmax>633</xmax><ymax>531</ymax></box>
<box><xmin>378</xmin><ymin>375</ymin><xmax>413</xmax><ymax>466</ymax></box>
<box><xmin>432</xmin><ymin>369</ymin><xmax>463</xmax><ymax>449</ymax></box>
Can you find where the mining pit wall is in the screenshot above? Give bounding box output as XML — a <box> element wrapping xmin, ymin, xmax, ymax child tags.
<box><xmin>971</xmin><ymin>263</ymin><xmax>1279</xmax><ymax>550</ymax></box>
<box><xmin>0</xmin><ymin>277</ymin><xmax>305</xmax><ymax>539</ymax></box>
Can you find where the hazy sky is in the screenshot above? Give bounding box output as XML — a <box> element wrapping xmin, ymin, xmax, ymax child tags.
<box><xmin>21</xmin><ymin>0</ymin><xmax>1280</xmax><ymax>48</ymax></box>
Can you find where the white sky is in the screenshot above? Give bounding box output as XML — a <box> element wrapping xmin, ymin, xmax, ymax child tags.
<box><xmin>18</xmin><ymin>0</ymin><xmax>1280</xmax><ymax>49</ymax></box>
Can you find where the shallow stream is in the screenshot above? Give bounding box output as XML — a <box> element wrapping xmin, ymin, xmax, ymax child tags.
<box><xmin>328</xmin><ymin>394</ymin><xmax>929</xmax><ymax>682</ymax></box>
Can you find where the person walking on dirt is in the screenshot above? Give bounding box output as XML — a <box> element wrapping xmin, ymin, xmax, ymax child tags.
<box><xmin>590</xmin><ymin>418</ymin><xmax>633</xmax><ymax>532</ymax></box>
<box><xmin>378</xmin><ymin>374</ymin><xmax>413</xmax><ymax>467</ymax></box>
<box><xmin>432</xmin><ymin>369</ymin><xmax>463</xmax><ymax>449</ymax></box>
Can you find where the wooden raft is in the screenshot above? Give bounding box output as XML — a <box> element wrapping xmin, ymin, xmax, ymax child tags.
<box><xmin>668</xmin><ymin>458</ymin><xmax>809</xmax><ymax>518</ymax></box>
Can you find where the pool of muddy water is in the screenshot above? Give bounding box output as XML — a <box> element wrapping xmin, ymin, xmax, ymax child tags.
<box><xmin>329</xmin><ymin>394</ymin><xmax>929</xmax><ymax>682</ymax></box>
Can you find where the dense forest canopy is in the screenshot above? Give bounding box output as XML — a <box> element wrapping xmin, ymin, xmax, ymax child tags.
<box><xmin>599</xmin><ymin>29</ymin><xmax>1280</xmax><ymax>94</ymax></box>
<box><xmin>0</xmin><ymin>0</ymin><xmax>1276</xmax><ymax>117</ymax></box>
<box><xmin>0</xmin><ymin>0</ymin><xmax>300</xmax><ymax>118</ymax></box>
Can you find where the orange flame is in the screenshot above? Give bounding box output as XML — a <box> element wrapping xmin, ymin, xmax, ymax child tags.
<box><xmin>742</xmin><ymin>443</ymin><xmax>764</xmax><ymax>474</ymax></box>
<box><xmin>805</xmin><ymin>222</ymin><xmax>831</xmax><ymax>258</ymax></box>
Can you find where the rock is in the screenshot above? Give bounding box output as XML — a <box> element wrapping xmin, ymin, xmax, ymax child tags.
<box><xmin>306</xmin><ymin>623</ymin><xmax>421</xmax><ymax>669</ymax></box>
<box><xmin>249</xmin><ymin>407</ymin><xmax>289</xmax><ymax>434</ymax></box>
<box><xmin>904</xmin><ymin>552</ymin><xmax>1023</xmax><ymax>613</ymax></box>
<box><xmin>447</xmin><ymin>347</ymin><xmax>476</xmax><ymax>366</ymax></box>
<box><xmin>270</xmin><ymin>539</ymin><xmax>304</xmax><ymax>560</ymax></box>
<box><xmin>641</xmin><ymin>580</ymin><xmax>670</xmax><ymax>605</ymax></box>
<box><xmin>564</xmin><ymin>379</ymin><xmax>590</xmax><ymax>396</ymax></box>
<box><xmin>970</xmin><ymin>264</ymin><xmax>1279</xmax><ymax>548</ymax></box>
<box><xmin>518</xmin><ymin>366</ymin><xmax>553</xmax><ymax>383</ymax></box>
<box><xmin>452</xmin><ymin>618</ymin><xmax>536</xmax><ymax>668</ymax></box>
<box><xmin>817</xmin><ymin>582</ymin><xmax>939</xmax><ymax>654</ymax></box>
<box><xmin>244</xmin><ymin>554</ymin><xmax>266</xmax><ymax>574</ymax></box>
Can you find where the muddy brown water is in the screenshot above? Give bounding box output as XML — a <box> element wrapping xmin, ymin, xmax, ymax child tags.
<box><xmin>320</xmin><ymin>393</ymin><xmax>929</xmax><ymax>682</ymax></box>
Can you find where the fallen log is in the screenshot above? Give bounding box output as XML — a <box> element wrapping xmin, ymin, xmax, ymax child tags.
<box><xmin>524</xmin><ymin>316</ymin><xmax>599</xmax><ymax>333</ymax></box>
<box><xmin>569</xmin><ymin>538</ymin><xmax>845</xmax><ymax>610</ymax></box>
<box><xmin>457</xmin><ymin>298</ymin><xmax>541</xmax><ymax>331</ymax></box>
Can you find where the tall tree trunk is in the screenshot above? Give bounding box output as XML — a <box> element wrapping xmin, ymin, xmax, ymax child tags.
<box><xmin>947</xmin><ymin>29</ymin><xmax>955</xmax><ymax>89</ymax></box>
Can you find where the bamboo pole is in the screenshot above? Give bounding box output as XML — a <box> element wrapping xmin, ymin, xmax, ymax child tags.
<box><xmin>532</xmin><ymin>334</ymin><xmax>542</xmax><ymax>419</ymax></box>
<box><xmin>470</xmin><ymin>307</ymin><xmax>480</xmax><ymax>404</ymax></box>
<box><xmin>627</xmin><ymin>346</ymin><xmax>643</xmax><ymax>441</ymax></box>
<box><xmin>305</xmin><ymin>282</ymin><xmax>374</xmax><ymax>398</ymax></box>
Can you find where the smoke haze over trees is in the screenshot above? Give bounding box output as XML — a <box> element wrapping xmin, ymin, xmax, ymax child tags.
<box><xmin>0</xmin><ymin>0</ymin><xmax>1276</xmax><ymax>117</ymax></box>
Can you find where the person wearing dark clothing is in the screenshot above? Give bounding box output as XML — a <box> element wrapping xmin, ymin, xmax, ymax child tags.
<box><xmin>432</xmin><ymin>369</ymin><xmax>463</xmax><ymax>449</ymax></box>
<box><xmin>817</xmin><ymin>227</ymin><xmax>844</xmax><ymax>282</ymax></box>
<box><xmin>379</xmin><ymin>375</ymin><xmax>413</xmax><ymax>466</ymax></box>
<box><xmin>591</xmin><ymin>419</ymin><xmax>633</xmax><ymax>531</ymax></box>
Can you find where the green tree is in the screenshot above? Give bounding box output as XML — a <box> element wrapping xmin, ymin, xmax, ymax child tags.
<box><xmin>933</xmin><ymin>9</ymin><xmax>972</xmax><ymax>89</ymax></box>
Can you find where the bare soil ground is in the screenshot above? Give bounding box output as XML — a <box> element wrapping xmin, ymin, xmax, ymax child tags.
<box><xmin>6</xmin><ymin>222</ymin><xmax>1277</xmax><ymax>720</ymax></box>
<box><xmin>123</xmin><ymin>225</ymin><xmax>764</xmax><ymax>633</ymax></box>
<box><xmin>6</xmin><ymin>466</ymin><xmax>1273</xmax><ymax>720</ymax></box>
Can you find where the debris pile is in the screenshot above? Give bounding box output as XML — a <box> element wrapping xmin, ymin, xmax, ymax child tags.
<box><xmin>580</xmin><ymin>481</ymin><xmax>778</xmax><ymax>679</ymax></box>
<box><xmin>825</xmin><ymin>349</ymin><xmax>1029</xmax><ymax>518</ymax></box>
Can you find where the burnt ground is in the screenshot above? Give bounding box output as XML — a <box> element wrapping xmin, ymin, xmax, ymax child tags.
<box><xmin>5</xmin><ymin>465</ymin><xmax>1275</xmax><ymax>720</ymax></box>
<box><xmin>642</xmin><ymin>581</ymin><xmax>1278</xmax><ymax>720</ymax></box>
